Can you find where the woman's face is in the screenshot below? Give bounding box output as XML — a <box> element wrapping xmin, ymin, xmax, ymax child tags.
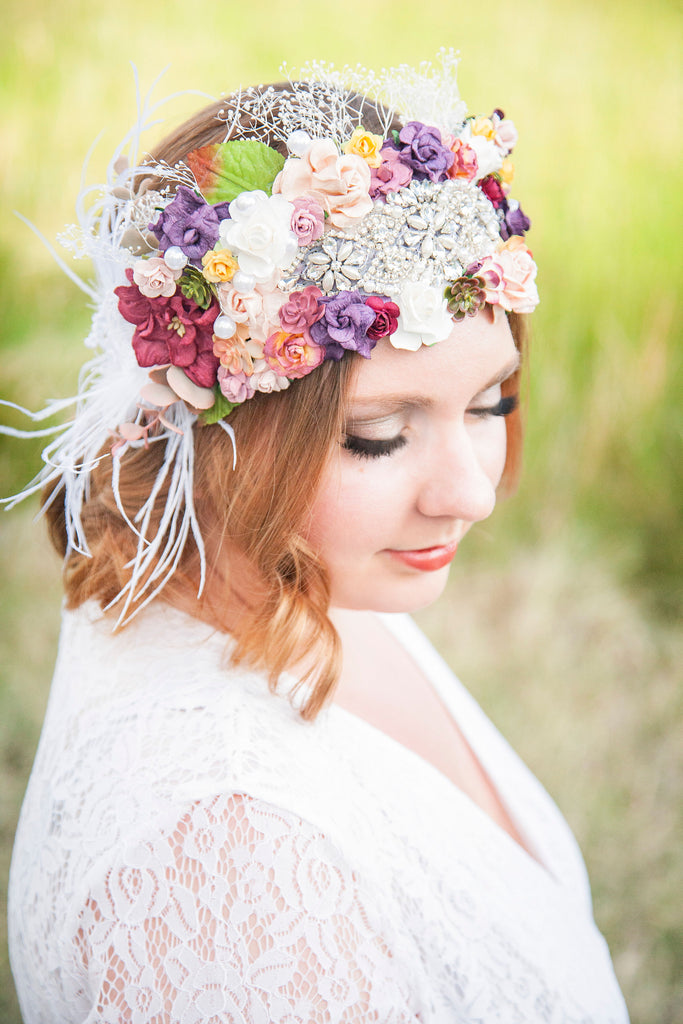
<box><xmin>304</xmin><ymin>307</ymin><xmax>519</xmax><ymax>613</ymax></box>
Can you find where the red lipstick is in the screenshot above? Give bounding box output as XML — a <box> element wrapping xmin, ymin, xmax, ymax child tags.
<box><xmin>386</xmin><ymin>541</ymin><xmax>458</xmax><ymax>572</ymax></box>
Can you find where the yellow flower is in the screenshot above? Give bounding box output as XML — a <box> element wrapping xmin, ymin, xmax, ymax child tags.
<box><xmin>499</xmin><ymin>158</ymin><xmax>515</xmax><ymax>185</ymax></box>
<box><xmin>202</xmin><ymin>248</ymin><xmax>238</xmax><ymax>283</ymax></box>
<box><xmin>342</xmin><ymin>127</ymin><xmax>384</xmax><ymax>168</ymax></box>
<box><xmin>471</xmin><ymin>117</ymin><xmax>496</xmax><ymax>140</ymax></box>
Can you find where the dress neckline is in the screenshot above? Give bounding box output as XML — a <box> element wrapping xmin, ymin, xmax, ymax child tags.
<box><xmin>83</xmin><ymin>600</ymin><xmax>559</xmax><ymax>880</ymax></box>
<box><xmin>333</xmin><ymin>609</ymin><xmax>553</xmax><ymax>876</ymax></box>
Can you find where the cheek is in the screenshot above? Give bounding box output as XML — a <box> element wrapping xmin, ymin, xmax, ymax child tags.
<box><xmin>476</xmin><ymin>418</ymin><xmax>508</xmax><ymax>487</ymax></box>
<box><xmin>305</xmin><ymin>459</ymin><xmax>401</xmax><ymax>559</ymax></box>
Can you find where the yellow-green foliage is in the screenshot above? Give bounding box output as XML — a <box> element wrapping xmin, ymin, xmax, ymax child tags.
<box><xmin>1</xmin><ymin>2</ymin><xmax>681</xmax><ymax>1021</ymax></box>
<box><xmin>1</xmin><ymin>0</ymin><xmax>680</xmax><ymax>601</ymax></box>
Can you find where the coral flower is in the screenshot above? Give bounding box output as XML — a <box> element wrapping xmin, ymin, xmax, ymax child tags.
<box><xmin>264</xmin><ymin>330</ymin><xmax>325</xmax><ymax>379</ymax></box>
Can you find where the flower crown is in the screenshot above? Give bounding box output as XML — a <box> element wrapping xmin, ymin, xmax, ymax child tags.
<box><xmin>1</xmin><ymin>53</ymin><xmax>538</xmax><ymax>624</ymax></box>
<box><xmin>115</xmin><ymin>94</ymin><xmax>538</xmax><ymax>429</ymax></box>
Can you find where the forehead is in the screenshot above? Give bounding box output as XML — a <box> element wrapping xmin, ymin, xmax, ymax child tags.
<box><xmin>346</xmin><ymin>308</ymin><xmax>518</xmax><ymax>410</ymax></box>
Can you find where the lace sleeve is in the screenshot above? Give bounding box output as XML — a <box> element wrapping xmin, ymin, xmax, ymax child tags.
<box><xmin>76</xmin><ymin>792</ymin><xmax>418</xmax><ymax>1023</ymax></box>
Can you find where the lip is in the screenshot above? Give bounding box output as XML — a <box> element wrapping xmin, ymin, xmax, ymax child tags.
<box><xmin>385</xmin><ymin>541</ymin><xmax>458</xmax><ymax>572</ymax></box>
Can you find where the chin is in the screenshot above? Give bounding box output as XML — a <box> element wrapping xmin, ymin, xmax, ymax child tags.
<box><xmin>331</xmin><ymin>566</ymin><xmax>452</xmax><ymax>614</ymax></box>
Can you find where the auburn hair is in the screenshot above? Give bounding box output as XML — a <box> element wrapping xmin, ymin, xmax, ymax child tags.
<box><xmin>45</xmin><ymin>85</ymin><xmax>529</xmax><ymax>719</ymax></box>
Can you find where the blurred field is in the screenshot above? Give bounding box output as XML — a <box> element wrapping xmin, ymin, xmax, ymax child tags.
<box><xmin>1</xmin><ymin>0</ymin><xmax>681</xmax><ymax>1021</ymax></box>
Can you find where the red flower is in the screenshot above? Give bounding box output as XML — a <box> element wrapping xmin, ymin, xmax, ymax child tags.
<box><xmin>365</xmin><ymin>295</ymin><xmax>400</xmax><ymax>339</ymax></box>
<box><xmin>479</xmin><ymin>175</ymin><xmax>506</xmax><ymax>208</ymax></box>
<box><xmin>115</xmin><ymin>269</ymin><xmax>220</xmax><ymax>388</ymax></box>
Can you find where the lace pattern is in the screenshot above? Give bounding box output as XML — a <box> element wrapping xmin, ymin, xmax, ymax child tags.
<box><xmin>8</xmin><ymin>602</ymin><xmax>629</xmax><ymax>1022</ymax></box>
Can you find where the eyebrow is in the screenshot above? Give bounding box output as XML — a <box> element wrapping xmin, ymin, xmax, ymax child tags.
<box><xmin>483</xmin><ymin>352</ymin><xmax>521</xmax><ymax>390</ymax></box>
<box><xmin>346</xmin><ymin>353</ymin><xmax>521</xmax><ymax>421</ymax></box>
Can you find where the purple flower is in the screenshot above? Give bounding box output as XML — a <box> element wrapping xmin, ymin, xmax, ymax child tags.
<box><xmin>391</xmin><ymin>121</ymin><xmax>454</xmax><ymax>183</ymax></box>
<box><xmin>115</xmin><ymin>269</ymin><xmax>220</xmax><ymax>387</ymax></box>
<box><xmin>149</xmin><ymin>186</ymin><xmax>231</xmax><ymax>264</ymax></box>
<box><xmin>308</xmin><ymin>290</ymin><xmax>378</xmax><ymax>360</ymax></box>
<box><xmin>500</xmin><ymin>202</ymin><xmax>531</xmax><ymax>240</ymax></box>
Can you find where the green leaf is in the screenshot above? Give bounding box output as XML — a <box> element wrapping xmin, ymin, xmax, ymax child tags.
<box><xmin>200</xmin><ymin>388</ymin><xmax>237</xmax><ymax>425</ymax></box>
<box><xmin>187</xmin><ymin>141</ymin><xmax>286</xmax><ymax>204</ymax></box>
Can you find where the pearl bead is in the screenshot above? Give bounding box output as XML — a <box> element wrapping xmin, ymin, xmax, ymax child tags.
<box><xmin>213</xmin><ymin>314</ymin><xmax>237</xmax><ymax>339</ymax></box>
<box><xmin>232</xmin><ymin>271</ymin><xmax>256</xmax><ymax>293</ymax></box>
<box><xmin>287</xmin><ymin>130</ymin><xmax>312</xmax><ymax>157</ymax></box>
<box><xmin>163</xmin><ymin>246</ymin><xmax>188</xmax><ymax>271</ymax></box>
<box><xmin>229</xmin><ymin>191</ymin><xmax>261</xmax><ymax>217</ymax></box>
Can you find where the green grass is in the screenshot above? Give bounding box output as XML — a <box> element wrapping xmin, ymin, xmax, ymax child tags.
<box><xmin>1</xmin><ymin>0</ymin><xmax>682</xmax><ymax>1020</ymax></box>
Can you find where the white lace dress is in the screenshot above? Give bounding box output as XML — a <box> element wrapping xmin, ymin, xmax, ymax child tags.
<box><xmin>9</xmin><ymin>601</ymin><xmax>629</xmax><ymax>1023</ymax></box>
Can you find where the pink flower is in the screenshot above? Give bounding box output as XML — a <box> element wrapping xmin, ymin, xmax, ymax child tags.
<box><xmin>273</xmin><ymin>140</ymin><xmax>373</xmax><ymax>230</ymax></box>
<box><xmin>369</xmin><ymin>148</ymin><xmax>413</xmax><ymax>199</ymax></box>
<box><xmin>290</xmin><ymin>197</ymin><xmax>325</xmax><ymax>244</ymax></box>
<box><xmin>217</xmin><ymin>367</ymin><xmax>255</xmax><ymax>404</ymax></box>
<box><xmin>365</xmin><ymin>296</ymin><xmax>400</xmax><ymax>339</ymax></box>
<box><xmin>133</xmin><ymin>257</ymin><xmax>181</xmax><ymax>298</ymax></box>
<box><xmin>447</xmin><ymin>139</ymin><xmax>478</xmax><ymax>182</ymax></box>
<box><xmin>278</xmin><ymin>286</ymin><xmax>324</xmax><ymax>332</ymax></box>
<box><xmin>494</xmin><ymin>118</ymin><xmax>518</xmax><ymax>154</ymax></box>
<box><xmin>263</xmin><ymin>329</ymin><xmax>326</xmax><ymax>379</ymax></box>
<box><xmin>479</xmin><ymin>245</ymin><xmax>539</xmax><ymax>313</ymax></box>
<box><xmin>216</xmin><ymin>280</ymin><xmax>284</xmax><ymax>343</ymax></box>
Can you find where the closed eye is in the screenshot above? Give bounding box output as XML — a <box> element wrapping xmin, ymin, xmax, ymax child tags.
<box><xmin>341</xmin><ymin>434</ymin><xmax>408</xmax><ymax>459</ymax></box>
<box><xmin>468</xmin><ymin>395</ymin><xmax>518</xmax><ymax>418</ymax></box>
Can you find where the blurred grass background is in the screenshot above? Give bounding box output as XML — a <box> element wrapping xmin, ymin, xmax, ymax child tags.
<box><xmin>1</xmin><ymin>0</ymin><xmax>681</xmax><ymax>1020</ymax></box>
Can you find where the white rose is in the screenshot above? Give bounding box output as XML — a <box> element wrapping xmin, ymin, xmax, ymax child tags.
<box><xmin>250</xmin><ymin>359</ymin><xmax>291</xmax><ymax>394</ymax></box>
<box><xmin>390</xmin><ymin>280</ymin><xmax>454</xmax><ymax>351</ymax></box>
<box><xmin>462</xmin><ymin>126</ymin><xmax>504</xmax><ymax>181</ymax></box>
<box><xmin>220</xmin><ymin>191</ymin><xmax>298</xmax><ymax>284</ymax></box>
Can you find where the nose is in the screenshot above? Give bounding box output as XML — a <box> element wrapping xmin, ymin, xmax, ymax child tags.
<box><xmin>416</xmin><ymin>426</ymin><xmax>498</xmax><ymax>524</ymax></box>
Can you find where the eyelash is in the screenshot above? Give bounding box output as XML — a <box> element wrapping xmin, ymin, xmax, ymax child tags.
<box><xmin>342</xmin><ymin>395</ymin><xmax>519</xmax><ymax>460</ymax></box>
<box><xmin>342</xmin><ymin>434</ymin><xmax>408</xmax><ymax>460</ymax></box>
<box><xmin>468</xmin><ymin>394</ymin><xmax>519</xmax><ymax>418</ymax></box>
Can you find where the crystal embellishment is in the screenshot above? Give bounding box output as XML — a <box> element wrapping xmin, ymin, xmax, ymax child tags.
<box><xmin>286</xmin><ymin>179</ymin><xmax>501</xmax><ymax>297</ymax></box>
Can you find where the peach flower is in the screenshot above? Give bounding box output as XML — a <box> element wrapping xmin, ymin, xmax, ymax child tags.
<box><xmin>447</xmin><ymin>138</ymin><xmax>478</xmax><ymax>182</ymax></box>
<box><xmin>273</xmin><ymin>140</ymin><xmax>373</xmax><ymax>230</ymax></box>
<box><xmin>263</xmin><ymin>329</ymin><xmax>325</xmax><ymax>379</ymax></box>
<box><xmin>212</xmin><ymin>331</ymin><xmax>262</xmax><ymax>375</ymax></box>
<box><xmin>499</xmin><ymin>235</ymin><xmax>530</xmax><ymax>255</ymax></box>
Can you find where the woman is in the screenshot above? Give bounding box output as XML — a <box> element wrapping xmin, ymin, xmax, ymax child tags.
<box><xmin>5</xmin><ymin>55</ymin><xmax>629</xmax><ymax>1021</ymax></box>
